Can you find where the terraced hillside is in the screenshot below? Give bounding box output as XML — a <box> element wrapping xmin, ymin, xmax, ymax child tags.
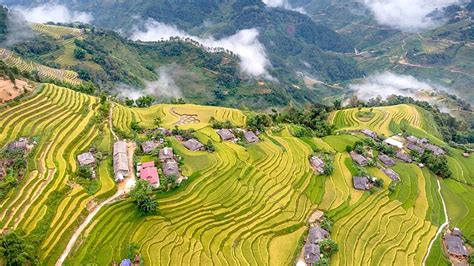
<box><xmin>0</xmin><ymin>84</ymin><xmax>115</xmax><ymax>264</ymax></box>
<box><xmin>0</xmin><ymin>48</ymin><xmax>82</xmax><ymax>85</ymax></box>
<box><xmin>1</xmin><ymin>85</ymin><xmax>472</xmax><ymax>265</ymax></box>
<box><xmin>31</xmin><ymin>23</ymin><xmax>83</xmax><ymax>39</ymax></box>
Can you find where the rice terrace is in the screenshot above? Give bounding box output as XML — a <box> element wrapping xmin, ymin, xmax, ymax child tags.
<box><xmin>0</xmin><ymin>2</ymin><xmax>473</xmax><ymax>265</ymax></box>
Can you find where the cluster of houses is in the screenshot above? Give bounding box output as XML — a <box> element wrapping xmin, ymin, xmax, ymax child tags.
<box><xmin>443</xmin><ymin>228</ymin><xmax>469</xmax><ymax>263</ymax></box>
<box><xmin>299</xmin><ymin>210</ymin><xmax>332</xmax><ymax>266</ymax></box>
<box><xmin>137</xmin><ymin>144</ymin><xmax>184</xmax><ymax>188</ymax></box>
<box><xmin>216</xmin><ymin>128</ymin><xmax>260</xmax><ymax>144</ymax></box>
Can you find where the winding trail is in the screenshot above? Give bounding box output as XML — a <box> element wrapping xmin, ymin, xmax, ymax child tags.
<box><xmin>56</xmin><ymin>102</ymin><xmax>134</xmax><ymax>265</ymax></box>
<box><xmin>422</xmin><ymin>178</ymin><xmax>449</xmax><ymax>266</ymax></box>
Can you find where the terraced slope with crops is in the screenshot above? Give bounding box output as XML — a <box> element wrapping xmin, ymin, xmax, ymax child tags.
<box><xmin>0</xmin><ymin>48</ymin><xmax>82</xmax><ymax>85</ymax></box>
<box><xmin>0</xmin><ymin>84</ymin><xmax>115</xmax><ymax>264</ymax></box>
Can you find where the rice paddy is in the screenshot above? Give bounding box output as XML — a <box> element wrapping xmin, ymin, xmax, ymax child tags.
<box><xmin>1</xmin><ymin>85</ymin><xmax>472</xmax><ymax>265</ymax></box>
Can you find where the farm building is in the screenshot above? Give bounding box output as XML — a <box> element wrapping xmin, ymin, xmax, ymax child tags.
<box><xmin>424</xmin><ymin>143</ymin><xmax>445</xmax><ymax>155</ymax></box>
<box><xmin>141</xmin><ymin>141</ymin><xmax>158</xmax><ymax>154</ymax></box>
<box><xmin>304</xmin><ymin>243</ymin><xmax>321</xmax><ymax>265</ymax></box>
<box><xmin>384</xmin><ymin>137</ymin><xmax>404</xmax><ymax>149</ymax></box>
<box><xmin>113</xmin><ymin>141</ymin><xmax>129</xmax><ymax>182</ymax></box>
<box><xmin>139</xmin><ymin>161</ymin><xmax>159</xmax><ymax>188</ymax></box>
<box><xmin>8</xmin><ymin>137</ymin><xmax>28</xmax><ymax>152</ymax></box>
<box><xmin>353</xmin><ymin>176</ymin><xmax>371</xmax><ymax>190</ymax></box>
<box><xmin>308</xmin><ymin>227</ymin><xmax>329</xmax><ymax>243</ymax></box>
<box><xmin>378</xmin><ymin>154</ymin><xmax>395</xmax><ymax>166</ymax></box>
<box><xmin>406</xmin><ymin>136</ymin><xmax>428</xmax><ymax>145</ymax></box>
<box><xmin>443</xmin><ymin>232</ymin><xmax>468</xmax><ymax>259</ymax></box>
<box><xmin>77</xmin><ymin>152</ymin><xmax>96</xmax><ymax>167</ymax></box>
<box><xmin>310</xmin><ymin>156</ymin><xmax>325</xmax><ymax>174</ymax></box>
<box><xmin>407</xmin><ymin>144</ymin><xmax>425</xmax><ymax>154</ymax></box>
<box><xmin>382</xmin><ymin>168</ymin><xmax>400</xmax><ymax>181</ymax></box>
<box><xmin>159</xmin><ymin>147</ymin><xmax>174</xmax><ymax>162</ymax></box>
<box><xmin>156</xmin><ymin>127</ymin><xmax>172</xmax><ymax>136</ymax></box>
<box><xmin>183</xmin><ymin>138</ymin><xmax>204</xmax><ymax>151</ymax></box>
<box><xmin>361</xmin><ymin>129</ymin><xmax>378</xmax><ymax>139</ymax></box>
<box><xmin>244</xmin><ymin>131</ymin><xmax>259</xmax><ymax>143</ymax></box>
<box><xmin>350</xmin><ymin>151</ymin><xmax>369</xmax><ymax>166</ymax></box>
<box><xmin>163</xmin><ymin>160</ymin><xmax>180</xmax><ymax>177</ymax></box>
<box><xmin>396</xmin><ymin>151</ymin><xmax>412</xmax><ymax>163</ymax></box>
<box><xmin>217</xmin><ymin>129</ymin><xmax>235</xmax><ymax>141</ymax></box>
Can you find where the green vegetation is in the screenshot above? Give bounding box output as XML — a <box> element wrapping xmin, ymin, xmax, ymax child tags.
<box><xmin>130</xmin><ymin>180</ymin><xmax>157</xmax><ymax>213</ymax></box>
<box><xmin>0</xmin><ymin>230</ymin><xmax>37</xmax><ymax>265</ymax></box>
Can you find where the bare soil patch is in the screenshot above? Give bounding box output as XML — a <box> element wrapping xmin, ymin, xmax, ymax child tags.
<box><xmin>0</xmin><ymin>78</ymin><xmax>33</xmax><ymax>103</ymax></box>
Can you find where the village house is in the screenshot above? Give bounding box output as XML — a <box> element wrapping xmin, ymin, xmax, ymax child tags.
<box><xmin>350</xmin><ymin>151</ymin><xmax>369</xmax><ymax>166</ymax></box>
<box><xmin>407</xmin><ymin>143</ymin><xmax>425</xmax><ymax>155</ymax></box>
<box><xmin>424</xmin><ymin>143</ymin><xmax>445</xmax><ymax>156</ymax></box>
<box><xmin>304</xmin><ymin>243</ymin><xmax>320</xmax><ymax>265</ymax></box>
<box><xmin>159</xmin><ymin>147</ymin><xmax>174</xmax><ymax>162</ymax></box>
<box><xmin>353</xmin><ymin>176</ymin><xmax>371</xmax><ymax>190</ymax></box>
<box><xmin>183</xmin><ymin>138</ymin><xmax>204</xmax><ymax>151</ymax></box>
<box><xmin>77</xmin><ymin>152</ymin><xmax>96</xmax><ymax>167</ymax></box>
<box><xmin>163</xmin><ymin>160</ymin><xmax>180</xmax><ymax>177</ymax></box>
<box><xmin>396</xmin><ymin>151</ymin><xmax>412</xmax><ymax>163</ymax></box>
<box><xmin>310</xmin><ymin>156</ymin><xmax>325</xmax><ymax>174</ymax></box>
<box><xmin>443</xmin><ymin>230</ymin><xmax>468</xmax><ymax>260</ymax></box>
<box><xmin>113</xmin><ymin>141</ymin><xmax>129</xmax><ymax>182</ymax></box>
<box><xmin>139</xmin><ymin>161</ymin><xmax>159</xmax><ymax>188</ymax></box>
<box><xmin>244</xmin><ymin>131</ymin><xmax>259</xmax><ymax>143</ymax></box>
<box><xmin>384</xmin><ymin>137</ymin><xmax>404</xmax><ymax>149</ymax></box>
<box><xmin>217</xmin><ymin>129</ymin><xmax>235</xmax><ymax>141</ymax></box>
<box><xmin>141</xmin><ymin>141</ymin><xmax>158</xmax><ymax>154</ymax></box>
<box><xmin>308</xmin><ymin>226</ymin><xmax>329</xmax><ymax>243</ymax></box>
<box><xmin>156</xmin><ymin>127</ymin><xmax>172</xmax><ymax>136</ymax></box>
<box><xmin>382</xmin><ymin>168</ymin><xmax>400</xmax><ymax>181</ymax></box>
<box><xmin>378</xmin><ymin>153</ymin><xmax>395</xmax><ymax>166</ymax></box>
<box><xmin>8</xmin><ymin>137</ymin><xmax>29</xmax><ymax>152</ymax></box>
<box><xmin>361</xmin><ymin>129</ymin><xmax>378</xmax><ymax>139</ymax></box>
<box><xmin>406</xmin><ymin>136</ymin><xmax>428</xmax><ymax>146</ymax></box>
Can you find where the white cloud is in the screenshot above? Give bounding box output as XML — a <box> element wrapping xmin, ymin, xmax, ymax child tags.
<box><xmin>262</xmin><ymin>0</ymin><xmax>306</xmax><ymax>13</ymax></box>
<box><xmin>361</xmin><ymin>0</ymin><xmax>461</xmax><ymax>32</ymax></box>
<box><xmin>131</xmin><ymin>19</ymin><xmax>271</xmax><ymax>77</ymax></box>
<box><xmin>12</xmin><ymin>4</ymin><xmax>93</xmax><ymax>24</ymax></box>
<box><xmin>350</xmin><ymin>71</ymin><xmax>451</xmax><ymax>110</ymax></box>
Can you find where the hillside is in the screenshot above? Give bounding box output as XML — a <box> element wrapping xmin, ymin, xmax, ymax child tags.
<box><xmin>0</xmin><ymin>84</ymin><xmax>472</xmax><ymax>265</ymax></box>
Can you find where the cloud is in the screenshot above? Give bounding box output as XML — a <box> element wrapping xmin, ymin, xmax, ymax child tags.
<box><xmin>12</xmin><ymin>3</ymin><xmax>93</xmax><ymax>24</ymax></box>
<box><xmin>262</xmin><ymin>0</ymin><xmax>306</xmax><ymax>13</ymax></box>
<box><xmin>361</xmin><ymin>0</ymin><xmax>461</xmax><ymax>32</ymax></box>
<box><xmin>131</xmin><ymin>19</ymin><xmax>271</xmax><ymax>77</ymax></box>
<box><xmin>350</xmin><ymin>72</ymin><xmax>451</xmax><ymax>109</ymax></box>
<box><xmin>2</xmin><ymin>10</ymin><xmax>37</xmax><ymax>46</ymax></box>
<box><xmin>115</xmin><ymin>65</ymin><xmax>183</xmax><ymax>100</ymax></box>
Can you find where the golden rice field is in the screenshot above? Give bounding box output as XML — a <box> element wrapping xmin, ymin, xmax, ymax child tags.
<box><xmin>0</xmin><ymin>48</ymin><xmax>82</xmax><ymax>85</ymax></box>
<box><xmin>31</xmin><ymin>23</ymin><xmax>83</xmax><ymax>39</ymax></box>
<box><xmin>1</xmin><ymin>85</ymin><xmax>471</xmax><ymax>265</ymax></box>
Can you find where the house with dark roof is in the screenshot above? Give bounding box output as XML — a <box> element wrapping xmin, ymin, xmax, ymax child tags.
<box><xmin>163</xmin><ymin>160</ymin><xmax>180</xmax><ymax>177</ymax></box>
<box><xmin>183</xmin><ymin>138</ymin><xmax>204</xmax><ymax>151</ymax></box>
<box><xmin>378</xmin><ymin>154</ymin><xmax>395</xmax><ymax>166</ymax></box>
<box><xmin>424</xmin><ymin>143</ymin><xmax>445</xmax><ymax>156</ymax></box>
<box><xmin>244</xmin><ymin>131</ymin><xmax>259</xmax><ymax>143</ymax></box>
<box><xmin>141</xmin><ymin>141</ymin><xmax>158</xmax><ymax>154</ymax></box>
<box><xmin>310</xmin><ymin>156</ymin><xmax>325</xmax><ymax>174</ymax></box>
<box><xmin>159</xmin><ymin>147</ymin><xmax>174</xmax><ymax>162</ymax></box>
<box><xmin>217</xmin><ymin>129</ymin><xmax>235</xmax><ymax>141</ymax></box>
<box><xmin>77</xmin><ymin>152</ymin><xmax>96</xmax><ymax>167</ymax></box>
<box><xmin>304</xmin><ymin>243</ymin><xmax>320</xmax><ymax>265</ymax></box>
<box><xmin>113</xmin><ymin>141</ymin><xmax>129</xmax><ymax>182</ymax></box>
<box><xmin>353</xmin><ymin>176</ymin><xmax>371</xmax><ymax>190</ymax></box>
<box><xmin>443</xmin><ymin>233</ymin><xmax>468</xmax><ymax>259</ymax></box>
<box><xmin>350</xmin><ymin>151</ymin><xmax>369</xmax><ymax>166</ymax></box>
<box><xmin>407</xmin><ymin>143</ymin><xmax>425</xmax><ymax>154</ymax></box>
<box><xmin>361</xmin><ymin>129</ymin><xmax>378</xmax><ymax>139</ymax></box>
<box><xmin>396</xmin><ymin>151</ymin><xmax>412</xmax><ymax>163</ymax></box>
<box><xmin>156</xmin><ymin>127</ymin><xmax>172</xmax><ymax>136</ymax></box>
<box><xmin>382</xmin><ymin>168</ymin><xmax>400</xmax><ymax>181</ymax></box>
<box><xmin>308</xmin><ymin>227</ymin><xmax>329</xmax><ymax>243</ymax></box>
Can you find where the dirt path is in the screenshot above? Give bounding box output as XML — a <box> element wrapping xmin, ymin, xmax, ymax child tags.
<box><xmin>56</xmin><ymin>106</ymin><xmax>135</xmax><ymax>265</ymax></box>
<box><xmin>423</xmin><ymin>178</ymin><xmax>449</xmax><ymax>266</ymax></box>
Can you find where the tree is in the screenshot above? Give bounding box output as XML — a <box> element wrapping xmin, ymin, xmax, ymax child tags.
<box><xmin>373</xmin><ymin>178</ymin><xmax>384</xmax><ymax>188</ymax></box>
<box><xmin>0</xmin><ymin>230</ymin><xmax>37</xmax><ymax>266</ymax></box>
<box><xmin>125</xmin><ymin>97</ymin><xmax>135</xmax><ymax>107</ymax></box>
<box><xmin>77</xmin><ymin>166</ymin><xmax>93</xmax><ymax>179</ymax></box>
<box><xmin>74</xmin><ymin>48</ymin><xmax>86</xmax><ymax>60</ymax></box>
<box><xmin>333</xmin><ymin>99</ymin><xmax>342</xmax><ymax>110</ymax></box>
<box><xmin>319</xmin><ymin>239</ymin><xmax>339</xmax><ymax>257</ymax></box>
<box><xmin>130</xmin><ymin>180</ymin><xmax>157</xmax><ymax>213</ymax></box>
<box><xmin>204</xmin><ymin>140</ymin><xmax>215</xmax><ymax>152</ymax></box>
<box><xmin>323</xmin><ymin>158</ymin><xmax>334</xmax><ymax>176</ymax></box>
<box><xmin>127</xmin><ymin>242</ymin><xmax>140</xmax><ymax>259</ymax></box>
<box><xmin>154</xmin><ymin>117</ymin><xmax>162</xmax><ymax>127</ymax></box>
<box><xmin>135</xmin><ymin>96</ymin><xmax>154</xmax><ymax>107</ymax></box>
